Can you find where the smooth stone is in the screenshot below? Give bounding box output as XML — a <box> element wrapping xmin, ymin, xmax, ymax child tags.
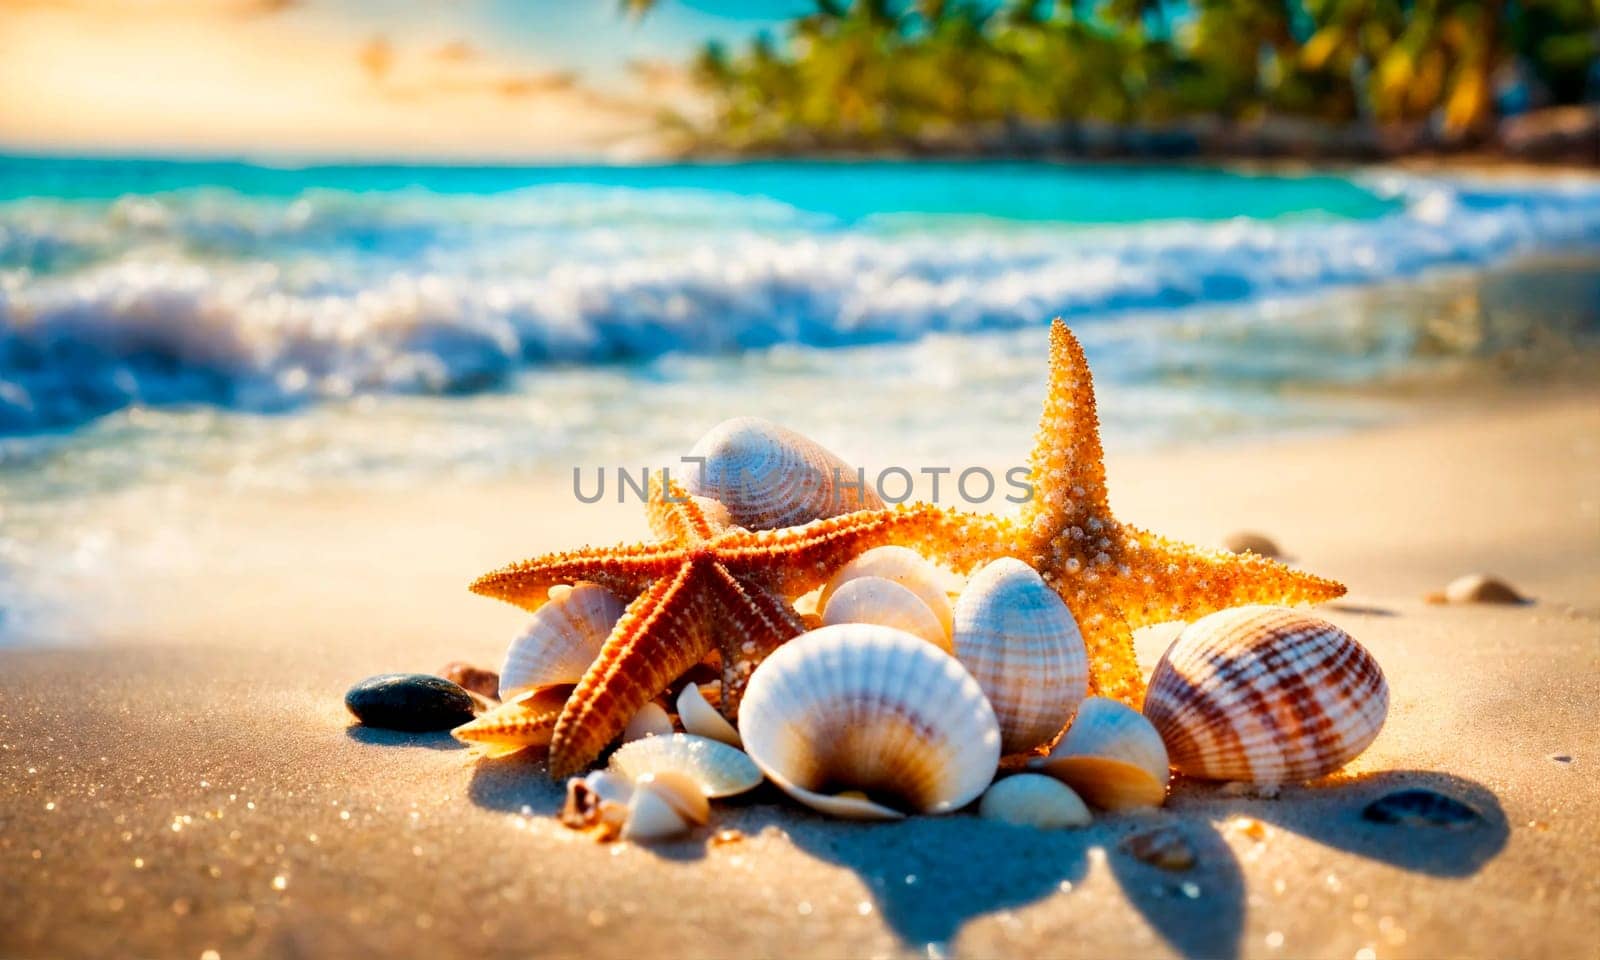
<box><xmin>1362</xmin><ymin>788</ymin><xmax>1483</xmax><ymax>829</ymax></box>
<box><xmin>437</xmin><ymin>661</ymin><xmax>501</xmax><ymax>700</ymax></box>
<box><xmin>1221</xmin><ymin>531</ymin><xmax>1283</xmax><ymax>558</ymax></box>
<box><xmin>345</xmin><ymin>673</ymin><xmax>476</xmax><ymax>732</ymax></box>
<box><xmin>1119</xmin><ymin>825</ymin><xmax>1196</xmax><ymax>871</ymax></box>
<box><xmin>1441</xmin><ymin>574</ymin><xmax>1527</xmax><ymax>605</ymax></box>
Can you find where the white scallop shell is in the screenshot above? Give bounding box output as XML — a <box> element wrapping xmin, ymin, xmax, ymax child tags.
<box><xmin>685</xmin><ymin>417</ymin><xmax>883</xmax><ymax>530</ymax></box>
<box><xmin>1036</xmin><ymin>696</ymin><xmax>1170</xmax><ymax>810</ymax></box>
<box><xmin>676</xmin><ymin>683</ymin><xmax>742</xmax><ymax>747</ymax></box>
<box><xmin>622</xmin><ymin>701</ymin><xmax>674</xmax><ymax>743</ymax></box>
<box><xmin>819</xmin><ymin>546</ymin><xmax>956</xmax><ymax>637</ymax></box>
<box><xmin>821</xmin><ymin>576</ymin><xmax>950</xmax><ymax>651</ymax></box>
<box><xmin>498</xmin><ymin>583</ymin><xmax>624</xmax><ymax>698</ymax></box>
<box><xmin>951</xmin><ymin>558</ymin><xmax>1088</xmax><ymax>754</ymax></box>
<box><xmin>737</xmin><ymin>624</ymin><xmax>1001</xmax><ymax>820</ymax></box>
<box><xmin>1143</xmin><ymin>605</ymin><xmax>1389</xmax><ymax>784</ymax></box>
<box><xmin>978</xmin><ymin>774</ymin><xmax>1092</xmax><ymax>829</ymax></box>
<box><xmin>607</xmin><ymin>733</ymin><xmax>763</xmax><ymax>798</ymax></box>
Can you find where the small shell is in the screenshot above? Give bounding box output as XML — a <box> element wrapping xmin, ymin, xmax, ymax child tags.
<box><xmin>1037</xmin><ymin>696</ymin><xmax>1169</xmax><ymax>810</ymax></box>
<box><xmin>636</xmin><ymin>771</ymin><xmax>710</xmax><ymax>826</ymax></box>
<box><xmin>1222</xmin><ymin>531</ymin><xmax>1283</xmax><ymax>559</ymax></box>
<box><xmin>498</xmin><ymin>583</ymin><xmax>625</xmax><ymax>698</ymax></box>
<box><xmin>608</xmin><ymin>733</ymin><xmax>763</xmax><ymax>798</ymax></box>
<box><xmin>1361</xmin><ymin>788</ymin><xmax>1482</xmax><ymax>829</ymax></box>
<box><xmin>1441</xmin><ymin>573</ymin><xmax>1526</xmax><ymax>605</ymax></box>
<box><xmin>451</xmin><ymin>685</ymin><xmax>572</xmax><ymax>759</ymax></box>
<box><xmin>978</xmin><ymin>774</ymin><xmax>1092</xmax><ymax>829</ymax></box>
<box><xmin>621</xmin><ymin>781</ymin><xmax>693</xmax><ymax>842</ymax></box>
<box><xmin>1120</xmin><ymin>825</ymin><xmax>1196</xmax><ymax>871</ymax></box>
<box><xmin>686</xmin><ymin>417</ymin><xmax>883</xmax><ymax>530</ymax></box>
<box><xmin>738</xmin><ymin>624</ymin><xmax>1001</xmax><ymax>820</ymax></box>
<box><xmin>821</xmin><ymin>576</ymin><xmax>949</xmax><ymax>651</ymax></box>
<box><xmin>951</xmin><ymin>558</ymin><xmax>1088</xmax><ymax>754</ymax></box>
<box><xmin>622</xmin><ymin>701</ymin><xmax>674</xmax><ymax>743</ymax></box>
<box><xmin>1143</xmin><ymin>606</ymin><xmax>1388</xmax><ymax>784</ymax></box>
<box><xmin>560</xmin><ymin>771</ymin><xmax>632</xmax><ymax>840</ymax></box>
<box><xmin>676</xmin><ymin>683</ymin><xmax>742</xmax><ymax>747</ymax></box>
<box><xmin>819</xmin><ymin>546</ymin><xmax>956</xmax><ymax>637</ymax></box>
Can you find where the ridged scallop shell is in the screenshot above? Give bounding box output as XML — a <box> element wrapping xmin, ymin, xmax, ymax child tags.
<box><xmin>451</xmin><ymin>684</ymin><xmax>573</xmax><ymax>759</ymax></box>
<box><xmin>607</xmin><ymin>733</ymin><xmax>763</xmax><ymax>798</ymax></box>
<box><xmin>978</xmin><ymin>774</ymin><xmax>1092</xmax><ymax>829</ymax></box>
<box><xmin>821</xmin><ymin>576</ymin><xmax>950</xmax><ymax>651</ymax></box>
<box><xmin>676</xmin><ymin>683</ymin><xmax>742</xmax><ymax>747</ymax></box>
<box><xmin>1143</xmin><ymin>605</ymin><xmax>1388</xmax><ymax>784</ymax></box>
<box><xmin>1037</xmin><ymin>696</ymin><xmax>1169</xmax><ymax>810</ymax></box>
<box><xmin>737</xmin><ymin>624</ymin><xmax>1001</xmax><ymax>820</ymax></box>
<box><xmin>819</xmin><ymin>546</ymin><xmax>956</xmax><ymax>637</ymax></box>
<box><xmin>498</xmin><ymin>583</ymin><xmax>624</xmax><ymax>698</ymax></box>
<box><xmin>951</xmin><ymin>558</ymin><xmax>1088</xmax><ymax>754</ymax></box>
<box><xmin>685</xmin><ymin>417</ymin><xmax>883</xmax><ymax>530</ymax></box>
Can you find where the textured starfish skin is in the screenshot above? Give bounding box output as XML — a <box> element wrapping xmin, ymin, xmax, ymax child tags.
<box><xmin>987</xmin><ymin>320</ymin><xmax>1346</xmax><ymax>705</ymax></box>
<box><xmin>470</xmin><ymin>478</ymin><xmax>996</xmax><ymax>777</ymax></box>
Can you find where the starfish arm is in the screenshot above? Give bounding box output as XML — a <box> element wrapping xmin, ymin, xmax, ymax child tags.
<box><xmin>645</xmin><ymin>474</ymin><xmax>729</xmax><ymax>543</ymax></box>
<box><xmin>703</xmin><ymin>562</ymin><xmax>808</xmax><ymax>714</ymax></box>
<box><xmin>1072</xmin><ymin>600</ymin><xmax>1146</xmax><ymax>707</ymax></box>
<box><xmin>548</xmin><ymin>563</ymin><xmax>714</xmax><ymax>777</ymax></box>
<box><xmin>717</xmin><ymin>504</ymin><xmax>1015</xmax><ymax>597</ymax></box>
<box><xmin>469</xmin><ymin>543</ymin><xmax>681</xmax><ymax>613</ymax></box>
<box><xmin>1018</xmin><ymin>319</ymin><xmax>1113</xmax><ymax>548</ymax></box>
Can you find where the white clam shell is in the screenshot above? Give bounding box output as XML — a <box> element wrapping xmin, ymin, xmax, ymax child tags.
<box><xmin>951</xmin><ymin>558</ymin><xmax>1088</xmax><ymax>754</ymax></box>
<box><xmin>608</xmin><ymin>733</ymin><xmax>763</xmax><ymax>798</ymax></box>
<box><xmin>821</xmin><ymin>576</ymin><xmax>950</xmax><ymax>651</ymax></box>
<box><xmin>621</xmin><ymin>781</ymin><xmax>693</xmax><ymax>842</ymax></box>
<box><xmin>676</xmin><ymin>683</ymin><xmax>742</xmax><ymax>747</ymax></box>
<box><xmin>738</xmin><ymin>624</ymin><xmax>1001</xmax><ymax>820</ymax></box>
<box><xmin>1143</xmin><ymin>605</ymin><xmax>1389</xmax><ymax>784</ymax></box>
<box><xmin>978</xmin><ymin>774</ymin><xmax>1092</xmax><ymax>829</ymax></box>
<box><xmin>685</xmin><ymin>417</ymin><xmax>883</xmax><ymax>530</ymax></box>
<box><xmin>819</xmin><ymin>546</ymin><xmax>956</xmax><ymax>637</ymax></box>
<box><xmin>636</xmin><ymin>771</ymin><xmax>710</xmax><ymax>826</ymax></box>
<box><xmin>498</xmin><ymin>583</ymin><xmax>624</xmax><ymax>698</ymax></box>
<box><xmin>1037</xmin><ymin>696</ymin><xmax>1170</xmax><ymax>810</ymax></box>
<box><xmin>622</xmin><ymin>701</ymin><xmax>674</xmax><ymax>743</ymax></box>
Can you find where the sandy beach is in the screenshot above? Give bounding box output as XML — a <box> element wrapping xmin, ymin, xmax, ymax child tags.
<box><xmin>1</xmin><ymin>382</ymin><xmax>1596</xmax><ymax>960</ymax></box>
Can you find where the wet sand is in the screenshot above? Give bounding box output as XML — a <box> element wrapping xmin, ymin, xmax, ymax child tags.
<box><xmin>2</xmin><ymin>389</ymin><xmax>1597</xmax><ymax>959</ymax></box>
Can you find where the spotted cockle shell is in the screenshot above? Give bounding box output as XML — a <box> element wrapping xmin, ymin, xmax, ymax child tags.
<box><xmin>978</xmin><ymin>774</ymin><xmax>1092</xmax><ymax>829</ymax></box>
<box><xmin>451</xmin><ymin>684</ymin><xmax>573</xmax><ymax>759</ymax></box>
<box><xmin>738</xmin><ymin>624</ymin><xmax>1001</xmax><ymax>820</ymax></box>
<box><xmin>1143</xmin><ymin>606</ymin><xmax>1388</xmax><ymax>784</ymax></box>
<box><xmin>498</xmin><ymin>583</ymin><xmax>625</xmax><ymax>698</ymax></box>
<box><xmin>821</xmin><ymin>576</ymin><xmax>950</xmax><ymax>651</ymax></box>
<box><xmin>1036</xmin><ymin>696</ymin><xmax>1169</xmax><ymax>810</ymax></box>
<box><xmin>819</xmin><ymin>546</ymin><xmax>956</xmax><ymax>637</ymax></box>
<box><xmin>951</xmin><ymin>558</ymin><xmax>1088</xmax><ymax>754</ymax></box>
<box><xmin>676</xmin><ymin>683</ymin><xmax>742</xmax><ymax>747</ymax></box>
<box><xmin>685</xmin><ymin>417</ymin><xmax>883</xmax><ymax>530</ymax></box>
<box><xmin>607</xmin><ymin>733</ymin><xmax>763</xmax><ymax>798</ymax></box>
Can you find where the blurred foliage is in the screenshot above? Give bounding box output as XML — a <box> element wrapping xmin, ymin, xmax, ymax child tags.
<box><xmin>670</xmin><ymin>0</ymin><xmax>1598</xmax><ymax>151</ymax></box>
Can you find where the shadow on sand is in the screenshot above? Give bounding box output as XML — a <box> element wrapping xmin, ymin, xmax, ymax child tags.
<box><xmin>343</xmin><ymin>725</ymin><xmax>466</xmax><ymax>751</ymax></box>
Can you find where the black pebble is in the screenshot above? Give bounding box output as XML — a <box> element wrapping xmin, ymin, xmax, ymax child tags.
<box><xmin>1362</xmin><ymin>788</ymin><xmax>1482</xmax><ymax>829</ymax></box>
<box><xmin>345</xmin><ymin>673</ymin><xmax>476</xmax><ymax>732</ymax></box>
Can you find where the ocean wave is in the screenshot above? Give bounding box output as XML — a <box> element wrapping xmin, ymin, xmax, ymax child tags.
<box><xmin>2</xmin><ymin>174</ymin><xmax>1598</xmax><ymax>432</ymax></box>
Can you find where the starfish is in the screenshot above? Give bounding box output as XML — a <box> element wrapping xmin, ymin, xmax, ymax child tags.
<box><xmin>469</xmin><ymin>477</ymin><xmax>987</xmax><ymax>777</ymax></box>
<box><xmin>975</xmin><ymin>320</ymin><xmax>1347</xmax><ymax>706</ymax></box>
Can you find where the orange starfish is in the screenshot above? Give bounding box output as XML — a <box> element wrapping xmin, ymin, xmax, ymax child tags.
<box><xmin>469</xmin><ymin>478</ymin><xmax>985</xmax><ymax>777</ymax></box>
<box><xmin>974</xmin><ymin>320</ymin><xmax>1347</xmax><ymax>705</ymax></box>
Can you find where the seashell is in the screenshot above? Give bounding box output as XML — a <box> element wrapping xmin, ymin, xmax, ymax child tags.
<box><xmin>608</xmin><ymin>733</ymin><xmax>763</xmax><ymax>798</ymax></box>
<box><xmin>345</xmin><ymin>673</ymin><xmax>477</xmax><ymax>733</ymax></box>
<box><xmin>635</xmin><ymin>771</ymin><xmax>710</xmax><ymax>826</ymax></box>
<box><xmin>685</xmin><ymin>417</ymin><xmax>883</xmax><ymax>531</ymax></box>
<box><xmin>1362</xmin><ymin>788</ymin><xmax>1482</xmax><ymax>829</ymax></box>
<box><xmin>1036</xmin><ymin>696</ymin><xmax>1169</xmax><ymax>810</ymax></box>
<box><xmin>978</xmin><ymin>774</ymin><xmax>1092</xmax><ymax>829</ymax></box>
<box><xmin>436</xmin><ymin>661</ymin><xmax>501</xmax><ymax>701</ymax></box>
<box><xmin>1120</xmin><ymin>825</ymin><xmax>1196</xmax><ymax>871</ymax></box>
<box><xmin>621</xmin><ymin>780</ymin><xmax>693</xmax><ymax>842</ymax></box>
<box><xmin>951</xmin><ymin>558</ymin><xmax>1088</xmax><ymax>754</ymax></box>
<box><xmin>1143</xmin><ymin>605</ymin><xmax>1388</xmax><ymax>784</ymax></box>
<box><xmin>498</xmin><ymin>583</ymin><xmax>625</xmax><ymax>698</ymax></box>
<box><xmin>560</xmin><ymin>771</ymin><xmax>632</xmax><ymax>840</ymax></box>
<box><xmin>676</xmin><ymin>683</ymin><xmax>741</xmax><ymax>747</ymax></box>
<box><xmin>1222</xmin><ymin>531</ymin><xmax>1284</xmax><ymax>559</ymax></box>
<box><xmin>451</xmin><ymin>684</ymin><xmax>573</xmax><ymax>759</ymax></box>
<box><xmin>737</xmin><ymin>624</ymin><xmax>1000</xmax><ymax>820</ymax></box>
<box><xmin>622</xmin><ymin>701</ymin><xmax>674</xmax><ymax>743</ymax></box>
<box><xmin>1435</xmin><ymin>573</ymin><xmax>1527</xmax><ymax>605</ymax></box>
<box><xmin>821</xmin><ymin>576</ymin><xmax>949</xmax><ymax>651</ymax></box>
<box><xmin>819</xmin><ymin>546</ymin><xmax>956</xmax><ymax>637</ymax></box>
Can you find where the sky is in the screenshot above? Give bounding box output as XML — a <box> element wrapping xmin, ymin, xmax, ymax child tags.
<box><xmin>0</xmin><ymin>0</ymin><xmax>810</xmax><ymax>160</ymax></box>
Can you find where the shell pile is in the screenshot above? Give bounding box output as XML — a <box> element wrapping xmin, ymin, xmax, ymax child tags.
<box><xmin>442</xmin><ymin>419</ymin><xmax>1390</xmax><ymax>842</ymax></box>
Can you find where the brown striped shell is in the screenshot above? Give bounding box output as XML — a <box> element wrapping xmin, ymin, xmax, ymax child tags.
<box><xmin>685</xmin><ymin>417</ymin><xmax>883</xmax><ymax>530</ymax></box>
<box><xmin>1143</xmin><ymin>606</ymin><xmax>1388</xmax><ymax>784</ymax></box>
